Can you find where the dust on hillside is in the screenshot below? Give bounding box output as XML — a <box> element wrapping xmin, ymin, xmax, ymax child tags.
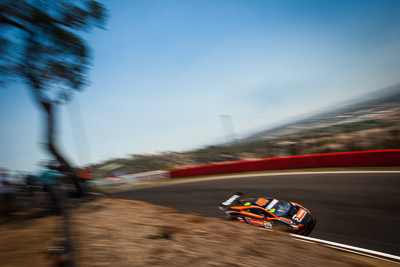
<box><xmin>1</xmin><ymin>197</ymin><xmax>398</xmax><ymax>267</ymax></box>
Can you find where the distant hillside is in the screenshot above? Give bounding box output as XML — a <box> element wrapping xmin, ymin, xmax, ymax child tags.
<box><xmin>240</xmin><ymin>84</ymin><xmax>400</xmax><ymax>143</ymax></box>
<box><xmin>94</xmin><ymin>85</ymin><xmax>400</xmax><ymax>177</ymax></box>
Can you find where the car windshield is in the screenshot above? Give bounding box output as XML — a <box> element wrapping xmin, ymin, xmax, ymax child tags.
<box><xmin>265</xmin><ymin>199</ymin><xmax>292</xmax><ymax>217</ymax></box>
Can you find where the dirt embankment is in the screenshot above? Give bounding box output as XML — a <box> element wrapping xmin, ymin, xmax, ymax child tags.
<box><xmin>1</xmin><ymin>198</ymin><xmax>398</xmax><ymax>266</ymax></box>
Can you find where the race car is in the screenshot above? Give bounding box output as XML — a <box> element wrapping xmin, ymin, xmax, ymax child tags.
<box><xmin>219</xmin><ymin>192</ymin><xmax>316</xmax><ymax>235</ymax></box>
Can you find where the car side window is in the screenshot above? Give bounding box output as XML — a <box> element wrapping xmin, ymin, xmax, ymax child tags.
<box><xmin>247</xmin><ymin>208</ymin><xmax>268</xmax><ymax>216</ymax></box>
<box><xmin>260</xmin><ymin>209</ymin><xmax>272</xmax><ymax>217</ymax></box>
<box><xmin>246</xmin><ymin>208</ymin><xmax>257</xmax><ymax>215</ymax></box>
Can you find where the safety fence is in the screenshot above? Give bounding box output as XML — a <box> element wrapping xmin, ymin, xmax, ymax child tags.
<box><xmin>168</xmin><ymin>149</ymin><xmax>400</xmax><ymax>178</ymax></box>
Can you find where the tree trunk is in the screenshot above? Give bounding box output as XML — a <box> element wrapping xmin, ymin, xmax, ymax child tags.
<box><xmin>41</xmin><ymin>101</ymin><xmax>85</xmax><ymax>197</ymax></box>
<box><xmin>27</xmin><ymin>72</ymin><xmax>85</xmax><ymax>197</ymax></box>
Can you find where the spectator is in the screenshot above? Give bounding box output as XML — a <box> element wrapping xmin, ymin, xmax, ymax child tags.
<box><xmin>0</xmin><ymin>172</ymin><xmax>14</xmax><ymax>215</ymax></box>
<box><xmin>37</xmin><ymin>165</ymin><xmax>66</xmax><ymax>215</ymax></box>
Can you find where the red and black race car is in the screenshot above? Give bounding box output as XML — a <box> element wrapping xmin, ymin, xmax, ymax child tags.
<box><xmin>219</xmin><ymin>193</ymin><xmax>316</xmax><ymax>235</ymax></box>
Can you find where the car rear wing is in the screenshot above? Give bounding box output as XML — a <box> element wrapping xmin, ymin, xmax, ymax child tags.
<box><xmin>219</xmin><ymin>192</ymin><xmax>244</xmax><ymax>210</ymax></box>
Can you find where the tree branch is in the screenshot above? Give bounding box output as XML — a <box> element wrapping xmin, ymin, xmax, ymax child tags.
<box><xmin>0</xmin><ymin>13</ymin><xmax>32</xmax><ymax>33</ymax></box>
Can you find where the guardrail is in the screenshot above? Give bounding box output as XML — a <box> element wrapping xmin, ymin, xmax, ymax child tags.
<box><xmin>169</xmin><ymin>149</ymin><xmax>400</xmax><ymax>178</ymax></box>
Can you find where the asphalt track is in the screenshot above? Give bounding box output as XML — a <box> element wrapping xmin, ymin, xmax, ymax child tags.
<box><xmin>111</xmin><ymin>172</ymin><xmax>400</xmax><ymax>256</ymax></box>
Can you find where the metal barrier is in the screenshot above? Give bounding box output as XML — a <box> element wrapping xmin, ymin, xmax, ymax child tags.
<box><xmin>169</xmin><ymin>150</ymin><xmax>400</xmax><ymax>178</ymax></box>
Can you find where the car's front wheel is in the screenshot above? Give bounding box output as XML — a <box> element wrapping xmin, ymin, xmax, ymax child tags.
<box><xmin>272</xmin><ymin>221</ymin><xmax>292</xmax><ymax>233</ymax></box>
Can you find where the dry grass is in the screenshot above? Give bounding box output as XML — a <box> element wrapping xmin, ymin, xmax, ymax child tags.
<box><xmin>1</xmin><ymin>198</ymin><xmax>398</xmax><ymax>267</ymax></box>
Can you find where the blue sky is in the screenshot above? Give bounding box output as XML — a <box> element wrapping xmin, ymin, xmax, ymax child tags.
<box><xmin>1</xmin><ymin>0</ymin><xmax>400</xmax><ymax>173</ymax></box>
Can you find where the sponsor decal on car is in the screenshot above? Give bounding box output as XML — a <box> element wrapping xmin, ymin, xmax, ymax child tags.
<box><xmin>245</xmin><ymin>217</ymin><xmax>265</xmax><ymax>226</ymax></box>
<box><xmin>270</xmin><ymin>208</ymin><xmax>276</xmax><ymax>213</ymax></box>
<box><xmin>293</xmin><ymin>209</ymin><xmax>307</xmax><ymax>222</ymax></box>
<box><xmin>266</xmin><ymin>199</ymin><xmax>279</xmax><ymax>210</ymax></box>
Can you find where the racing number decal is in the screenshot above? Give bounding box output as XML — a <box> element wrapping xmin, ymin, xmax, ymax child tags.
<box><xmin>255</xmin><ymin>198</ymin><xmax>269</xmax><ymax>206</ymax></box>
<box><xmin>293</xmin><ymin>209</ymin><xmax>306</xmax><ymax>222</ymax></box>
<box><xmin>264</xmin><ymin>221</ymin><xmax>273</xmax><ymax>229</ymax></box>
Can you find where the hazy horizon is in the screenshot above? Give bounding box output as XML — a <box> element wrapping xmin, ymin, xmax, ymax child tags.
<box><xmin>1</xmin><ymin>0</ymin><xmax>400</xmax><ymax>173</ymax></box>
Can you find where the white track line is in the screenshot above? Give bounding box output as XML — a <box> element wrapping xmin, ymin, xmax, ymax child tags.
<box><xmin>291</xmin><ymin>234</ymin><xmax>400</xmax><ymax>263</ymax></box>
<box><xmin>109</xmin><ymin>171</ymin><xmax>400</xmax><ymax>263</ymax></box>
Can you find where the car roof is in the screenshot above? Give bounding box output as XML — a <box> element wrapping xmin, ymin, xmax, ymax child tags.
<box><xmin>237</xmin><ymin>197</ymin><xmax>273</xmax><ymax>207</ymax></box>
